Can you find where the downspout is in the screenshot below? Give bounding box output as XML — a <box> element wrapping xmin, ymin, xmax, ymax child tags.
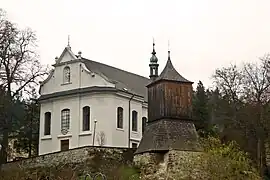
<box><xmin>78</xmin><ymin>63</ymin><xmax>82</xmax><ymax>147</ymax></box>
<box><xmin>128</xmin><ymin>94</ymin><xmax>135</xmax><ymax>148</ymax></box>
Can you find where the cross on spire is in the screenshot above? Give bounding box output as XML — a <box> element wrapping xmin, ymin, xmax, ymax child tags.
<box><xmin>152</xmin><ymin>37</ymin><xmax>156</xmax><ymax>55</ymax></box>
<box><xmin>67</xmin><ymin>35</ymin><xmax>70</xmax><ymax>47</ymax></box>
<box><xmin>168</xmin><ymin>40</ymin><xmax>171</xmax><ymax>60</ymax></box>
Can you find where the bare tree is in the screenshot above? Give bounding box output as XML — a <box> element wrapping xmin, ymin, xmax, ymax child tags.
<box><xmin>0</xmin><ymin>9</ymin><xmax>48</xmax><ymax>162</ymax></box>
<box><xmin>212</xmin><ymin>58</ymin><xmax>270</xmax><ymax>175</ymax></box>
<box><xmin>212</xmin><ymin>64</ymin><xmax>243</xmax><ymax>103</ymax></box>
<box><xmin>212</xmin><ymin>64</ymin><xmax>244</xmax><ymax>129</ymax></box>
<box><xmin>242</xmin><ymin>56</ymin><xmax>270</xmax><ymax>173</ymax></box>
<box><xmin>242</xmin><ymin>56</ymin><xmax>270</xmax><ymax>104</ymax></box>
<box><xmin>266</xmin><ymin>57</ymin><xmax>270</xmax><ymax>105</ymax></box>
<box><xmin>96</xmin><ymin>131</ymin><xmax>106</xmax><ymax>146</ymax></box>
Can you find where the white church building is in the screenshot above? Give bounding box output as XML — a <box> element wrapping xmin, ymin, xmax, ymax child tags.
<box><xmin>38</xmin><ymin>45</ymin><xmax>152</xmax><ymax>155</ymax></box>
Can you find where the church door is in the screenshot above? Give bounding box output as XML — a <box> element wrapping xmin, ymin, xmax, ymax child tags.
<box><xmin>60</xmin><ymin>139</ymin><xmax>69</xmax><ymax>151</ymax></box>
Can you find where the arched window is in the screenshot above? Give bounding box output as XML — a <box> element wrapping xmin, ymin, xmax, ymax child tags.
<box><xmin>83</xmin><ymin>106</ymin><xmax>90</xmax><ymax>131</ymax></box>
<box><xmin>132</xmin><ymin>110</ymin><xmax>138</xmax><ymax>132</ymax></box>
<box><xmin>61</xmin><ymin>109</ymin><xmax>70</xmax><ymax>133</ymax></box>
<box><xmin>44</xmin><ymin>112</ymin><xmax>51</xmax><ymax>135</ymax></box>
<box><xmin>63</xmin><ymin>66</ymin><xmax>71</xmax><ymax>83</ymax></box>
<box><xmin>142</xmin><ymin>117</ymin><xmax>147</xmax><ymax>134</ymax></box>
<box><xmin>117</xmin><ymin>107</ymin><xmax>123</xmax><ymax>129</ymax></box>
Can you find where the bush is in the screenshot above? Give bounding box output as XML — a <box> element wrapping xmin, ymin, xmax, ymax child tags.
<box><xmin>199</xmin><ymin>136</ymin><xmax>261</xmax><ymax>180</ymax></box>
<box><xmin>0</xmin><ymin>164</ymin><xmax>140</xmax><ymax>180</ymax></box>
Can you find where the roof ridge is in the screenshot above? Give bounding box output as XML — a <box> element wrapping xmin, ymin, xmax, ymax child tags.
<box><xmin>82</xmin><ymin>58</ymin><xmax>150</xmax><ymax>80</ymax></box>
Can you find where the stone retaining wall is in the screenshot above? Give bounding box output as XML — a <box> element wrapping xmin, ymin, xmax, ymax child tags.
<box><xmin>2</xmin><ymin>146</ymin><xmax>135</xmax><ymax>171</ymax></box>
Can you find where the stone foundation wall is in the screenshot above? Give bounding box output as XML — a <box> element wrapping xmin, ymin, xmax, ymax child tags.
<box><xmin>166</xmin><ymin>150</ymin><xmax>207</xmax><ymax>179</ymax></box>
<box><xmin>134</xmin><ymin>150</ymin><xmax>206</xmax><ymax>180</ymax></box>
<box><xmin>2</xmin><ymin>146</ymin><xmax>135</xmax><ymax>171</ymax></box>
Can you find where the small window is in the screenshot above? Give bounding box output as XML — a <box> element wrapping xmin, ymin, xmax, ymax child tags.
<box><xmin>132</xmin><ymin>143</ymin><xmax>138</xmax><ymax>148</ymax></box>
<box><xmin>61</xmin><ymin>109</ymin><xmax>70</xmax><ymax>132</ymax></box>
<box><xmin>142</xmin><ymin>117</ymin><xmax>147</xmax><ymax>134</ymax></box>
<box><xmin>83</xmin><ymin>106</ymin><xmax>90</xmax><ymax>131</ymax></box>
<box><xmin>117</xmin><ymin>107</ymin><xmax>123</xmax><ymax>129</ymax></box>
<box><xmin>60</xmin><ymin>139</ymin><xmax>69</xmax><ymax>151</ymax></box>
<box><xmin>44</xmin><ymin>112</ymin><xmax>51</xmax><ymax>135</ymax></box>
<box><xmin>132</xmin><ymin>110</ymin><xmax>138</xmax><ymax>132</ymax></box>
<box><xmin>63</xmin><ymin>66</ymin><xmax>71</xmax><ymax>83</ymax></box>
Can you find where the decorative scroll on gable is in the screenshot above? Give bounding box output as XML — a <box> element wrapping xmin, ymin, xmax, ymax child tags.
<box><xmin>80</xmin><ymin>63</ymin><xmax>115</xmax><ymax>89</ymax></box>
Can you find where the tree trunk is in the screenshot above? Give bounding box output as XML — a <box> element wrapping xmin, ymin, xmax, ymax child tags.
<box><xmin>2</xmin><ymin>88</ymin><xmax>13</xmax><ymax>163</ymax></box>
<box><xmin>2</xmin><ymin>126</ymin><xmax>9</xmax><ymax>163</ymax></box>
<box><xmin>257</xmin><ymin>103</ymin><xmax>265</xmax><ymax>176</ymax></box>
<box><xmin>2</xmin><ymin>103</ymin><xmax>11</xmax><ymax>163</ymax></box>
<box><xmin>28</xmin><ymin>104</ymin><xmax>33</xmax><ymax>158</ymax></box>
<box><xmin>257</xmin><ymin>138</ymin><xmax>261</xmax><ymax>171</ymax></box>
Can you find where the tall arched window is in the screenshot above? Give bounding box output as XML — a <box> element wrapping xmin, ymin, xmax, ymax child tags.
<box><xmin>63</xmin><ymin>66</ymin><xmax>71</xmax><ymax>83</ymax></box>
<box><xmin>61</xmin><ymin>109</ymin><xmax>70</xmax><ymax>133</ymax></box>
<box><xmin>83</xmin><ymin>106</ymin><xmax>90</xmax><ymax>131</ymax></box>
<box><xmin>44</xmin><ymin>112</ymin><xmax>51</xmax><ymax>135</ymax></box>
<box><xmin>132</xmin><ymin>110</ymin><xmax>138</xmax><ymax>132</ymax></box>
<box><xmin>117</xmin><ymin>107</ymin><xmax>123</xmax><ymax>129</ymax></box>
<box><xmin>142</xmin><ymin>117</ymin><xmax>147</xmax><ymax>134</ymax></box>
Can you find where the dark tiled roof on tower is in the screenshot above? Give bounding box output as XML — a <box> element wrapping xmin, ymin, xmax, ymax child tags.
<box><xmin>135</xmin><ymin>47</ymin><xmax>201</xmax><ymax>154</ymax></box>
<box><xmin>153</xmin><ymin>51</ymin><xmax>192</xmax><ymax>83</ymax></box>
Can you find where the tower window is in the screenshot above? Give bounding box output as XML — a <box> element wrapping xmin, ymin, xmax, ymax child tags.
<box><xmin>61</xmin><ymin>109</ymin><xmax>70</xmax><ymax>132</ymax></box>
<box><xmin>132</xmin><ymin>110</ymin><xmax>138</xmax><ymax>132</ymax></box>
<box><xmin>117</xmin><ymin>107</ymin><xmax>124</xmax><ymax>129</ymax></box>
<box><xmin>63</xmin><ymin>66</ymin><xmax>71</xmax><ymax>83</ymax></box>
<box><xmin>82</xmin><ymin>106</ymin><xmax>90</xmax><ymax>131</ymax></box>
<box><xmin>44</xmin><ymin>112</ymin><xmax>51</xmax><ymax>135</ymax></box>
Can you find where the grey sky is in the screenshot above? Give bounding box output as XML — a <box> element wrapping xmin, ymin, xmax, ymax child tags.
<box><xmin>1</xmin><ymin>0</ymin><xmax>270</xmax><ymax>88</ymax></box>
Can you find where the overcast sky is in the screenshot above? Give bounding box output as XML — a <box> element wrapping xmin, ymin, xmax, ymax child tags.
<box><xmin>1</xmin><ymin>0</ymin><xmax>270</xmax><ymax>88</ymax></box>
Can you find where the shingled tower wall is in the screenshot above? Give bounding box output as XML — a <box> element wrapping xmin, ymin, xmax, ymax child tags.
<box><xmin>135</xmin><ymin>50</ymin><xmax>200</xmax><ymax>154</ymax></box>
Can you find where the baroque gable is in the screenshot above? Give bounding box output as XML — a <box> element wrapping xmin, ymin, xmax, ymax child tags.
<box><xmin>39</xmin><ymin>47</ymin><xmax>116</xmax><ymax>97</ymax></box>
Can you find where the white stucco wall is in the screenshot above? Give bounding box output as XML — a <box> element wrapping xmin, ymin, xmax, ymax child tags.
<box><xmin>39</xmin><ymin>93</ymin><xmax>147</xmax><ymax>155</ymax></box>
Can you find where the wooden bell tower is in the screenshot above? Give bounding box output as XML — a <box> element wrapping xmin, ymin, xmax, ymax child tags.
<box><xmin>147</xmin><ymin>51</ymin><xmax>193</xmax><ymax>122</ymax></box>
<box><xmin>136</xmin><ymin>50</ymin><xmax>200</xmax><ymax>154</ymax></box>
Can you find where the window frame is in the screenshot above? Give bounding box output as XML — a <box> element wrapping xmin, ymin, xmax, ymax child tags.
<box><xmin>142</xmin><ymin>117</ymin><xmax>147</xmax><ymax>134</ymax></box>
<box><xmin>82</xmin><ymin>106</ymin><xmax>90</xmax><ymax>131</ymax></box>
<box><xmin>44</xmin><ymin>112</ymin><xmax>51</xmax><ymax>136</ymax></box>
<box><xmin>117</xmin><ymin>107</ymin><xmax>124</xmax><ymax>129</ymax></box>
<box><xmin>61</xmin><ymin>109</ymin><xmax>70</xmax><ymax>133</ymax></box>
<box><xmin>63</xmin><ymin>66</ymin><xmax>71</xmax><ymax>84</ymax></box>
<box><xmin>132</xmin><ymin>110</ymin><xmax>138</xmax><ymax>132</ymax></box>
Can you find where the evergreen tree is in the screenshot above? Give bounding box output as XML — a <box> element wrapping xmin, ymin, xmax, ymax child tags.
<box><xmin>193</xmin><ymin>81</ymin><xmax>210</xmax><ymax>136</ymax></box>
<box><xmin>15</xmin><ymin>90</ymin><xmax>40</xmax><ymax>157</ymax></box>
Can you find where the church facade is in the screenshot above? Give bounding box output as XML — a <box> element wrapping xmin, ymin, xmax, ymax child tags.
<box><xmin>38</xmin><ymin>45</ymin><xmax>150</xmax><ymax>155</ymax></box>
